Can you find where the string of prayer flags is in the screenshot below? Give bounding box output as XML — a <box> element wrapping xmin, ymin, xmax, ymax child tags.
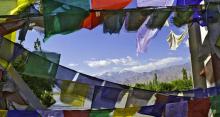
<box><xmin>60</xmin><ymin>80</ymin><xmax>90</xmax><ymax>107</ymax></box>
<box><xmin>43</xmin><ymin>0</ymin><xmax>90</xmax><ymax>39</ymax></box>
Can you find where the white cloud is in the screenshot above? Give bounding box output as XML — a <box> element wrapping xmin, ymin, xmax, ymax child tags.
<box><xmin>68</xmin><ymin>63</ymin><xmax>78</xmax><ymax>67</ymax></box>
<box><xmin>85</xmin><ymin>56</ymin><xmax>139</xmax><ymax>68</ymax></box>
<box><xmin>86</xmin><ymin>60</ymin><xmax>112</xmax><ymax>68</ymax></box>
<box><xmin>122</xmin><ymin>57</ymin><xmax>185</xmax><ymax>73</ymax></box>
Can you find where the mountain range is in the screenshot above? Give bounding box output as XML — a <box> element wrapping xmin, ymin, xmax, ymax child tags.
<box><xmin>97</xmin><ymin>63</ymin><xmax>192</xmax><ymax>85</ymax></box>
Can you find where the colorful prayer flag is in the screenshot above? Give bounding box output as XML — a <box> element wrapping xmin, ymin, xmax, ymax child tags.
<box><xmin>188</xmin><ymin>98</ymin><xmax>210</xmax><ymax>117</ymax></box>
<box><xmin>0</xmin><ymin>0</ymin><xmax>17</xmax><ymax>15</ymax></box>
<box><xmin>7</xmin><ymin>110</ymin><xmax>40</xmax><ymax>117</ymax></box>
<box><xmin>138</xmin><ymin>104</ymin><xmax>165</xmax><ymax>117</ymax></box>
<box><xmin>64</xmin><ymin>110</ymin><xmax>89</xmax><ymax>117</ymax></box>
<box><xmin>0</xmin><ymin>110</ymin><xmax>7</xmax><ymax>117</ymax></box>
<box><xmin>125</xmin><ymin>10</ymin><xmax>151</xmax><ymax>31</ymax></box>
<box><xmin>37</xmin><ymin>110</ymin><xmax>64</xmax><ymax>117</ymax></box>
<box><xmin>113</xmin><ymin>107</ymin><xmax>139</xmax><ymax>117</ymax></box>
<box><xmin>22</xmin><ymin>51</ymin><xmax>59</xmax><ymax>79</ymax></box>
<box><xmin>76</xmin><ymin>73</ymin><xmax>104</xmax><ymax>86</ymax></box>
<box><xmin>165</xmin><ymin>101</ymin><xmax>188</xmax><ymax>117</ymax></box>
<box><xmin>43</xmin><ymin>0</ymin><xmax>89</xmax><ymax>39</ymax></box>
<box><xmin>55</xmin><ymin>65</ymin><xmax>77</xmax><ymax>83</ymax></box>
<box><xmin>126</xmin><ymin>89</ymin><xmax>154</xmax><ymax>107</ymax></box>
<box><xmin>60</xmin><ymin>80</ymin><xmax>89</xmax><ymax>107</ymax></box>
<box><xmin>92</xmin><ymin>86</ymin><xmax>123</xmax><ymax>109</ymax></box>
<box><xmin>103</xmin><ymin>11</ymin><xmax>126</xmax><ymax>34</ymax></box>
<box><xmin>91</xmin><ymin>0</ymin><xmax>132</xmax><ymax>10</ymax></box>
<box><xmin>167</xmin><ymin>30</ymin><xmax>187</xmax><ymax>50</ymax></box>
<box><xmin>210</xmin><ymin>95</ymin><xmax>220</xmax><ymax>117</ymax></box>
<box><xmin>82</xmin><ymin>12</ymin><xmax>102</xmax><ymax>30</ymax></box>
<box><xmin>137</xmin><ymin>0</ymin><xmax>174</xmax><ymax>7</ymax></box>
<box><xmin>89</xmin><ymin>110</ymin><xmax>113</xmax><ymax>117</ymax></box>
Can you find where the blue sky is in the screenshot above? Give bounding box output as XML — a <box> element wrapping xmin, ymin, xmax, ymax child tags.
<box><xmin>22</xmin><ymin>23</ymin><xmax>190</xmax><ymax>76</ymax></box>
<box><xmin>21</xmin><ymin>0</ymin><xmax>191</xmax><ymax>76</ymax></box>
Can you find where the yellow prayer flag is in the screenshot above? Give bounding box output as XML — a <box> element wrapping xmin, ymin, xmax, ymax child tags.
<box><xmin>10</xmin><ymin>0</ymin><xmax>36</xmax><ymax>15</ymax></box>
<box><xmin>4</xmin><ymin>32</ymin><xmax>16</xmax><ymax>42</ymax></box>
<box><xmin>0</xmin><ymin>110</ymin><xmax>7</xmax><ymax>117</ymax></box>
<box><xmin>113</xmin><ymin>107</ymin><xmax>139</xmax><ymax>117</ymax></box>
<box><xmin>60</xmin><ymin>81</ymin><xmax>89</xmax><ymax>107</ymax></box>
<box><xmin>0</xmin><ymin>58</ymin><xmax>9</xmax><ymax>70</ymax></box>
<box><xmin>0</xmin><ymin>0</ymin><xmax>17</xmax><ymax>22</ymax></box>
<box><xmin>0</xmin><ymin>0</ymin><xmax>17</xmax><ymax>15</ymax></box>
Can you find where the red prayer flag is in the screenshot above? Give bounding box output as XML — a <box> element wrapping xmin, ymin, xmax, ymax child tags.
<box><xmin>82</xmin><ymin>0</ymin><xmax>132</xmax><ymax>29</ymax></box>
<box><xmin>91</xmin><ymin>0</ymin><xmax>132</xmax><ymax>10</ymax></box>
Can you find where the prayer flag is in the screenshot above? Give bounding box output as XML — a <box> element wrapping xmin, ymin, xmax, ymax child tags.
<box><xmin>43</xmin><ymin>0</ymin><xmax>90</xmax><ymax>39</ymax></box>
<box><xmin>60</xmin><ymin>80</ymin><xmax>89</xmax><ymax>107</ymax></box>
<box><xmin>113</xmin><ymin>107</ymin><xmax>139</xmax><ymax>117</ymax></box>
<box><xmin>89</xmin><ymin>110</ymin><xmax>113</xmax><ymax>117</ymax></box>
<box><xmin>92</xmin><ymin>86</ymin><xmax>123</xmax><ymax>109</ymax></box>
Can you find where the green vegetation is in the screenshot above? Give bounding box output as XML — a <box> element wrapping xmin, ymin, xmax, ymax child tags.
<box><xmin>135</xmin><ymin>68</ymin><xmax>193</xmax><ymax>92</ymax></box>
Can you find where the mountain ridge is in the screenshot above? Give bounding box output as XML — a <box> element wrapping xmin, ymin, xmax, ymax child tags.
<box><xmin>97</xmin><ymin>63</ymin><xmax>192</xmax><ymax>85</ymax></box>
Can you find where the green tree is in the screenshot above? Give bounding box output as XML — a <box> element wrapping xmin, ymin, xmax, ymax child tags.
<box><xmin>153</xmin><ymin>73</ymin><xmax>158</xmax><ymax>85</ymax></box>
<box><xmin>182</xmin><ymin>68</ymin><xmax>188</xmax><ymax>80</ymax></box>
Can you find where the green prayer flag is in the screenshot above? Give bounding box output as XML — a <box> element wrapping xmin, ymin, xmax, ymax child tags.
<box><xmin>22</xmin><ymin>51</ymin><xmax>60</xmax><ymax>79</ymax></box>
<box><xmin>173</xmin><ymin>10</ymin><xmax>193</xmax><ymax>27</ymax></box>
<box><xmin>210</xmin><ymin>95</ymin><xmax>220</xmax><ymax>117</ymax></box>
<box><xmin>125</xmin><ymin>10</ymin><xmax>151</xmax><ymax>31</ymax></box>
<box><xmin>89</xmin><ymin>110</ymin><xmax>112</xmax><ymax>117</ymax></box>
<box><xmin>43</xmin><ymin>0</ymin><xmax>89</xmax><ymax>39</ymax></box>
<box><xmin>146</xmin><ymin>10</ymin><xmax>171</xmax><ymax>29</ymax></box>
<box><xmin>103</xmin><ymin>11</ymin><xmax>126</xmax><ymax>34</ymax></box>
